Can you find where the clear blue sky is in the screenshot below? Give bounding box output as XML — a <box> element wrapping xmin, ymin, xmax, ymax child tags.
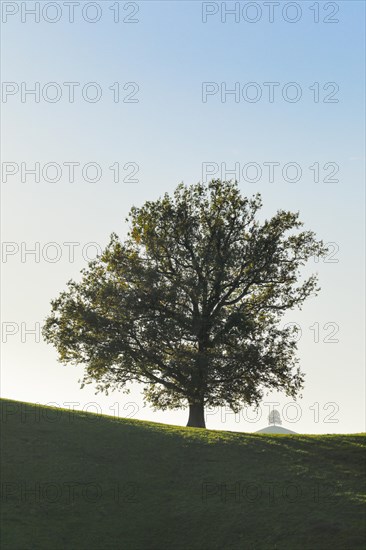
<box><xmin>1</xmin><ymin>1</ymin><xmax>365</xmax><ymax>432</ymax></box>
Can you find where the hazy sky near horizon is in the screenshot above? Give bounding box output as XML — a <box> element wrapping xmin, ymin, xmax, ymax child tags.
<box><xmin>1</xmin><ymin>1</ymin><xmax>365</xmax><ymax>433</ymax></box>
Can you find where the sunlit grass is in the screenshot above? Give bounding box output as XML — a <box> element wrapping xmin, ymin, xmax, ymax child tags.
<box><xmin>1</xmin><ymin>398</ymin><xmax>365</xmax><ymax>550</ymax></box>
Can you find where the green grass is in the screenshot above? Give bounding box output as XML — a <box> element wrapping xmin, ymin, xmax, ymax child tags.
<box><xmin>1</xmin><ymin>398</ymin><xmax>365</xmax><ymax>550</ymax></box>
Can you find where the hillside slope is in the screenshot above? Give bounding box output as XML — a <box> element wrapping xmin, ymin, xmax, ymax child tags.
<box><xmin>1</xmin><ymin>398</ymin><xmax>365</xmax><ymax>550</ymax></box>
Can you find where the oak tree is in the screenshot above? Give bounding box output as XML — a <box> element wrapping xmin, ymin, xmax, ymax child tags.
<box><xmin>43</xmin><ymin>180</ymin><xmax>326</xmax><ymax>428</ymax></box>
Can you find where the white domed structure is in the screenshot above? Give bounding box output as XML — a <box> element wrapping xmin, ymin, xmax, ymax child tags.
<box><xmin>255</xmin><ymin>425</ymin><xmax>297</xmax><ymax>434</ymax></box>
<box><xmin>256</xmin><ymin>409</ymin><xmax>297</xmax><ymax>433</ymax></box>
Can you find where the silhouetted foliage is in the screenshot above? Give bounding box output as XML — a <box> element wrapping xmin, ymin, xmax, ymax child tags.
<box><xmin>43</xmin><ymin>180</ymin><xmax>327</xmax><ymax>427</ymax></box>
<box><xmin>268</xmin><ymin>409</ymin><xmax>282</xmax><ymax>426</ymax></box>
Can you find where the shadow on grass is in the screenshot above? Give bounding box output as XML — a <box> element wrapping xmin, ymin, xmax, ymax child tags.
<box><xmin>1</xmin><ymin>398</ymin><xmax>365</xmax><ymax>550</ymax></box>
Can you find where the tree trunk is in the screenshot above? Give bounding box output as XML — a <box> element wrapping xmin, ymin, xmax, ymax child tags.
<box><xmin>187</xmin><ymin>402</ymin><xmax>206</xmax><ymax>428</ymax></box>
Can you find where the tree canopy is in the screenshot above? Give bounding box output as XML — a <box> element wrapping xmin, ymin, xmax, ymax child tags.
<box><xmin>268</xmin><ymin>409</ymin><xmax>282</xmax><ymax>426</ymax></box>
<box><xmin>43</xmin><ymin>180</ymin><xmax>327</xmax><ymax>427</ymax></box>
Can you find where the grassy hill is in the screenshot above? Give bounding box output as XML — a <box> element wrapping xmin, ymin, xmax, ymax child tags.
<box><xmin>1</xmin><ymin>398</ymin><xmax>365</xmax><ymax>550</ymax></box>
<box><xmin>255</xmin><ymin>425</ymin><xmax>297</xmax><ymax>434</ymax></box>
